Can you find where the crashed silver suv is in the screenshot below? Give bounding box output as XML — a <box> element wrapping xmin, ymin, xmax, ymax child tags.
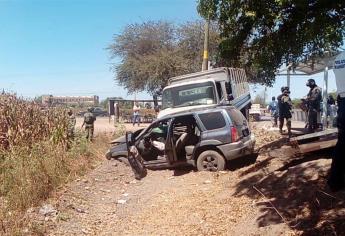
<box><xmin>119</xmin><ymin>105</ymin><xmax>255</xmax><ymax>179</ymax></box>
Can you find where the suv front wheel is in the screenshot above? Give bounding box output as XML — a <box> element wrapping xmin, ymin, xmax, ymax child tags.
<box><xmin>196</xmin><ymin>150</ymin><xmax>226</xmax><ymax>172</ymax></box>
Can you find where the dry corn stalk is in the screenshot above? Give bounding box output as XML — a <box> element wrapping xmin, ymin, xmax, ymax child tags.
<box><xmin>0</xmin><ymin>93</ymin><xmax>69</xmax><ymax>150</ymax></box>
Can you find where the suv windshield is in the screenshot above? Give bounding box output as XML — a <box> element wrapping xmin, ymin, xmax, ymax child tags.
<box><xmin>162</xmin><ymin>81</ymin><xmax>216</xmax><ymax>109</ymax></box>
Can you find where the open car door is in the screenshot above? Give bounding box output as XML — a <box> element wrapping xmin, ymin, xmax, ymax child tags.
<box><xmin>126</xmin><ymin>132</ymin><xmax>147</xmax><ymax>180</ymax></box>
<box><xmin>165</xmin><ymin>118</ymin><xmax>177</xmax><ymax>164</ymax></box>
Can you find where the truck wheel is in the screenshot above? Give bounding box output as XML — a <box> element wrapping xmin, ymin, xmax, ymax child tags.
<box><xmin>196</xmin><ymin>150</ymin><xmax>226</xmax><ymax>172</ymax></box>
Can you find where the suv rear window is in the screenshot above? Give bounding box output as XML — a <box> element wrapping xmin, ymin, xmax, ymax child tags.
<box><xmin>198</xmin><ymin>112</ymin><xmax>226</xmax><ymax>130</ymax></box>
<box><xmin>226</xmin><ymin>109</ymin><xmax>246</xmax><ymax>126</ymax></box>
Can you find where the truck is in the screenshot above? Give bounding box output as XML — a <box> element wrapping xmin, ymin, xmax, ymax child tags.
<box><xmin>156</xmin><ymin>67</ymin><xmax>251</xmax><ymax>119</ymax></box>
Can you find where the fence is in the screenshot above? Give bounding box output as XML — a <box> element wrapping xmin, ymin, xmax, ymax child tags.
<box><xmin>108</xmin><ymin>99</ymin><xmax>159</xmax><ymax>123</ymax></box>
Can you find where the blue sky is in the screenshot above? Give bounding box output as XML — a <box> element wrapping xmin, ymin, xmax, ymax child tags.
<box><xmin>0</xmin><ymin>0</ymin><xmax>338</xmax><ymax>101</ymax></box>
<box><xmin>0</xmin><ymin>0</ymin><xmax>199</xmax><ymax>99</ymax></box>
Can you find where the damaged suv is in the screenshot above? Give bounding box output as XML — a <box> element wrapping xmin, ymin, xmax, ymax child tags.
<box><xmin>119</xmin><ymin>105</ymin><xmax>255</xmax><ymax>179</ymax></box>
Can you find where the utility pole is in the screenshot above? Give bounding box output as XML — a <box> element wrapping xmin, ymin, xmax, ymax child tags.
<box><xmin>201</xmin><ymin>18</ymin><xmax>210</xmax><ymax>71</ymax></box>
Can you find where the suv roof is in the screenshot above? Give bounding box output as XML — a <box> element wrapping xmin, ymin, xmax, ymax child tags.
<box><xmin>159</xmin><ymin>105</ymin><xmax>238</xmax><ymax>120</ymax></box>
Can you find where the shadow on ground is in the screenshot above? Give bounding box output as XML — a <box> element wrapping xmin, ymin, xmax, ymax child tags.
<box><xmin>233</xmin><ymin>147</ymin><xmax>345</xmax><ymax>235</ymax></box>
<box><xmin>173</xmin><ymin>166</ymin><xmax>195</xmax><ymax>176</ymax></box>
<box><xmin>227</xmin><ymin>153</ymin><xmax>259</xmax><ymax>171</ymax></box>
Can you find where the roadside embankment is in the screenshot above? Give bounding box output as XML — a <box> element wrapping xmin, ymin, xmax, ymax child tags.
<box><xmin>0</xmin><ymin>94</ymin><xmax>116</xmax><ymax>235</ymax></box>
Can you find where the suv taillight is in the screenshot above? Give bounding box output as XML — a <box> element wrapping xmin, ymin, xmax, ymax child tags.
<box><xmin>231</xmin><ymin>126</ymin><xmax>239</xmax><ymax>142</ymax></box>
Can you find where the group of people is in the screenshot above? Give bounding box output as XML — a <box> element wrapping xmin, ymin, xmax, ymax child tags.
<box><xmin>66</xmin><ymin>102</ymin><xmax>142</xmax><ymax>142</ymax></box>
<box><xmin>267</xmin><ymin>78</ymin><xmax>345</xmax><ymax>192</ymax></box>
<box><xmin>67</xmin><ymin>107</ymin><xmax>96</xmax><ymax>143</ymax></box>
<box><xmin>267</xmin><ymin>79</ymin><xmax>323</xmax><ymax>137</ymax></box>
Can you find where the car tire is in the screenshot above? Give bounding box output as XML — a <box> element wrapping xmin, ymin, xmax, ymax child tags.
<box><xmin>196</xmin><ymin>150</ymin><xmax>226</xmax><ymax>172</ymax></box>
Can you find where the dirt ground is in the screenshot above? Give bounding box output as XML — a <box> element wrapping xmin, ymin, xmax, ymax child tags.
<box><xmin>27</xmin><ymin>120</ymin><xmax>345</xmax><ymax>236</ymax></box>
<box><xmin>76</xmin><ymin>117</ymin><xmax>149</xmax><ymax>134</ymax></box>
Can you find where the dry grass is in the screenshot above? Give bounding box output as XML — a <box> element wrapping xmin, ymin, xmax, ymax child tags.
<box><xmin>0</xmin><ymin>93</ymin><xmax>111</xmax><ymax>235</ymax></box>
<box><xmin>0</xmin><ymin>93</ymin><xmax>70</xmax><ymax>150</ymax></box>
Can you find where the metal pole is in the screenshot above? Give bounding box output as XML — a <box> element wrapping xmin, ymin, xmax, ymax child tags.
<box><xmin>287</xmin><ymin>67</ymin><xmax>291</xmax><ymax>88</ymax></box>
<box><xmin>322</xmin><ymin>66</ymin><xmax>329</xmax><ymax>129</ymax></box>
<box><xmin>201</xmin><ymin>18</ymin><xmax>210</xmax><ymax>71</ymax></box>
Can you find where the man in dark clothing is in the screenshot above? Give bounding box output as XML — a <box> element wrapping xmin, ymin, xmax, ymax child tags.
<box><xmin>306</xmin><ymin>79</ymin><xmax>322</xmax><ymax>133</ymax></box>
<box><xmin>328</xmin><ymin>95</ymin><xmax>345</xmax><ymax>191</ymax></box>
<box><xmin>82</xmin><ymin>108</ymin><xmax>96</xmax><ymax>141</ymax></box>
<box><xmin>327</xmin><ymin>52</ymin><xmax>345</xmax><ymax>192</ymax></box>
<box><xmin>327</xmin><ymin>95</ymin><xmax>336</xmax><ymax>106</ymax></box>
<box><xmin>278</xmin><ymin>87</ymin><xmax>292</xmax><ymax>137</ymax></box>
<box><xmin>277</xmin><ymin>86</ymin><xmax>286</xmax><ymax>115</ymax></box>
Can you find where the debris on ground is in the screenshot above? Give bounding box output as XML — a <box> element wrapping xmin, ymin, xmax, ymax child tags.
<box><xmin>39</xmin><ymin>204</ymin><xmax>57</xmax><ymax>217</ymax></box>
<box><xmin>24</xmin><ymin>121</ymin><xmax>344</xmax><ymax>236</ymax></box>
<box><xmin>117</xmin><ymin>199</ymin><xmax>127</xmax><ymax>204</ymax></box>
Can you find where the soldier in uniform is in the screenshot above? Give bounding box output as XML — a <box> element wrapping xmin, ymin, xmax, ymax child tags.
<box><xmin>82</xmin><ymin>108</ymin><xmax>96</xmax><ymax>141</ymax></box>
<box><xmin>306</xmin><ymin>79</ymin><xmax>322</xmax><ymax>133</ymax></box>
<box><xmin>67</xmin><ymin>109</ymin><xmax>76</xmax><ymax>140</ymax></box>
<box><xmin>278</xmin><ymin>87</ymin><xmax>292</xmax><ymax>137</ymax></box>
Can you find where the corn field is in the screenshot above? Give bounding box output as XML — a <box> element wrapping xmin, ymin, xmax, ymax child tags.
<box><xmin>0</xmin><ymin>93</ymin><xmax>106</xmax><ymax>235</ymax></box>
<box><xmin>0</xmin><ymin>93</ymin><xmax>69</xmax><ymax>150</ymax></box>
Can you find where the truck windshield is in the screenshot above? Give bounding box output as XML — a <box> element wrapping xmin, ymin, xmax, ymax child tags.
<box><xmin>162</xmin><ymin>81</ymin><xmax>216</xmax><ymax>109</ymax></box>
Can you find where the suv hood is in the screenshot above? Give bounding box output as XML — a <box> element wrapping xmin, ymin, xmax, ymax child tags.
<box><xmin>110</xmin><ymin>135</ymin><xmax>126</xmax><ymax>144</ymax></box>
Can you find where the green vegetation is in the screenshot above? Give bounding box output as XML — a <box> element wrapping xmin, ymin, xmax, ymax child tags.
<box><xmin>198</xmin><ymin>0</ymin><xmax>345</xmax><ymax>86</ymax></box>
<box><xmin>108</xmin><ymin>20</ymin><xmax>220</xmax><ymax>94</ymax></box>
<box><xmin>291</xmin><ymin>98</ymin><xmax>303</xmax><ymax>109</ymax></box>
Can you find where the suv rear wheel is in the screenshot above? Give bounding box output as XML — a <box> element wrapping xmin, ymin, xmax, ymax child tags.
<box><xmin>196</xmin><ymin>150</ymin><xmax>226</xmax><ymax>171</ymax></box>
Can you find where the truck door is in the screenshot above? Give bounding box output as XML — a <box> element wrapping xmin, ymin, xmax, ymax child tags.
<box><xmin>165</xmin><ymin>118</ymin><xmax>177</xmax><ymax>164</ymax></box>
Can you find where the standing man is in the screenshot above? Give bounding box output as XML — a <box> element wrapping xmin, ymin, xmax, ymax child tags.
<box><xmin>82</xmin><ymin>107</ymin><xmax>96</xmax><ymax>141</ymax></box>
<box><xmin>268</xmin><ymin>96</ymin><xmax>278</xmax><ymax>127</ymax></box>
<box><xmin>132</xmin><ymin>102</ymin><xmax>141</xmax><ymax>127</ymax></box>
<box><xmin>306</xmin><ymin>79</ymin><xmax>322</xmax><ymax>133</ymax></box>
<box><xmin>327</xmin><ymin>52</ymin><xmax>345</xmax><ymax>192</ymax></box>
<box><xmin>67</xmin><ymin>109</ymin><xmax>76</xmax><ymax>141</ymax></box>
<box><xmin>278</xmin><ymin>87</ymin><xmax>292</xmax><ymax>137</ymax></box>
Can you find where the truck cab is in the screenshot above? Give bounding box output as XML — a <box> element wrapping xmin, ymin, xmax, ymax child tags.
<box><xmin>157</xmin><ymin>67</ymin><xmax>251</xmax><ymax>119</ymax></box>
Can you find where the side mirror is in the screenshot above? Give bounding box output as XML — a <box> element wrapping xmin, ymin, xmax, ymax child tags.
<box><xmin>228</xmin><ymin>94</ymin><xmax>234</xmax><ymax>101</ymax></box>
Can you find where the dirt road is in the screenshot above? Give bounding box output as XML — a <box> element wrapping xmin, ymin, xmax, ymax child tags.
<box><xmin>29</xmin><ymin>121</ymin><xmax>345</xmax><ymax>235</ymax></box>
<box><xmin>76</xmin><ymin>117</ymin><xmax>149</xmax><ymax>134</ymax></box>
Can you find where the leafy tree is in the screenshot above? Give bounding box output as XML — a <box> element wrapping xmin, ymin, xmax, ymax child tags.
<box><xmin>108</xmin><ymin>20</ymin><xmax>220</xmax><ymax>94</ymax></box>
<box><xmin>198</xmin><ymin>0</ymin><xmax>345</xmax><ymax>86</ymax></box>
<box><xmin>252</xmin><ymin>90</ymin><xmax>267</xmax><ymax>107</ymax></box>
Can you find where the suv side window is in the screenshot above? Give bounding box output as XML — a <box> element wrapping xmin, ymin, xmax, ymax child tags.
<box><xmin>198</xmin><ymin>112</ymin><xmax>226</xmax><ymax>130</ymax></box>
<box><xmin>226</xmin><ymin>109</ymin><xmax>246</xmax><ymax>126</ymax></box>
